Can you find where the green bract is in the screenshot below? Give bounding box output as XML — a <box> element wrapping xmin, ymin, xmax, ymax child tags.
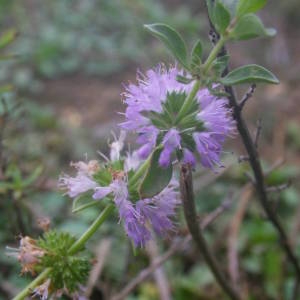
<box><xmin>37</xmin><ymin>231</ymin><xmax>90</xmax><ymax>293</ymax></box>
<box><xmin>138</xmin><ymin>147</ymin><xmax>173</xmax><ymax>199</ymax></box>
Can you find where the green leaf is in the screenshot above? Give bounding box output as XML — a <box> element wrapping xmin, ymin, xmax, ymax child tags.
<box><xmin>220</xmin><ymin>64</ymin><xmax>279</xmax><ymax>85</ymax></box>
<box><xmin>144</xmin><ymin>23</ymin><xmax>189</xmax><ymax>69</ymax></box>
<box><xmin>205</xmin><ymin>0</ymin><xmax>215</xmax><ymax>23</ymax></box>
<box><xmin>0</xmin><ymin>29</ymin><xmax>17</xmax><ymax>50</ymax></box>
<box><xmin>72</xmin><ymin>197</ymin><xmax>101</xmax><ymax>213</ymax></box>
<box><xmin>221</xmin><ymin>0</ymin><xmax>239</xmax><ymax>16</ymax></box>
<box><xmin>190</xmin><ymin>40</ymin><xmax>203</xmax><ymax>72</ymax></box>
<box><xmin>230</xmin><ymin>14</ymin><xmax>276</xmax><ymax>40</ymax></box>
<box><xmin>191</xmin><ymin>40</ymin><xmax>203</xmax><ymax>63</ymax></box>
<box><xmin>138</xmin><ymin>147</ymin><xmax>173</xmax><ymax>199</ymax></box>
<box><xmin>237</xmin><ymin>0</ymin><xmax>267</xmax><ymax>17</ymax></box>
<box><xmin>213</xmin><ymin>1</ymin><xmax>231</xmax><ymax>34</ymax></box>
<box><xmin>212</xmin><ymin>54</ymin><xmax>230</xmax><ymax>76</ymax></box>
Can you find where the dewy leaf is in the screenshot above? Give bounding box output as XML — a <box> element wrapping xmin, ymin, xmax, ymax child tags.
<box><xmin>220</xmin><ymin>64</ymin><xmax>279</xmax><ymax>85</ymax></box>
<box><xmin>230</xmin><ymin>14</ymin><xmax>276</xmax><ymax>40</ymax></box>
<box><xmin>213</xmin><ymin>1</ymin><xmax>231</xmax><ymax>34</ymax></box>
<box><xmin>144</xmin><ymin>23</ymin><xmax>189</xmax><ymax>69</ymax></box>
<box><xmin>138</xmin><ymin>147</ymin><xmax>172</xmax><ymax>199</ymax></box>
<box><xmin>237</xmin><ymin>0</ymin><xmax>267</xmax><ymax>17</ymax></box>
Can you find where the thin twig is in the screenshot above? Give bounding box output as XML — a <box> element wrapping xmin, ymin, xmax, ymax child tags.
<box><xmin>180</xmin><ymin>164</ymin><xmax>241</xmax><ymax>300</ymax></box>
<box><xmin>111</xmin><ymin>197</ymin><xmax>232</xmax><ymax>300</ymax></box>
<box><xmin>204</xmin><ymin>0</ymin><xmax>300</xmax><ymax>279</ymax></box>
<box><xmin>238</xmin><ymin>84</ymin><xmax>256</xmax><ymax>111</ymax></box>
<box><xmin>85</xmin><ymin>239</ymin><xmax>111</xmax><ymax>298</ymax></box>
<box><xmin>146</xmin><ymin>239</ymin><xmax>171</xmax><ymax>300</ymax></box>
<box><xmin>266</xmin><ymin>182</ymin><xmax>291</xmax><ymax>193</ymax></box>
<box><xmin>228</xmin><ymin>185</ymin><xmax>252</xmax><ymax>291</ymax></box>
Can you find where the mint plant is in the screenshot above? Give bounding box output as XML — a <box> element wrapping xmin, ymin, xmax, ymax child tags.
<box><xmin>9</xmin><ymin>1</ymin><xmax>300</xmax><ymax>299</ymax></box>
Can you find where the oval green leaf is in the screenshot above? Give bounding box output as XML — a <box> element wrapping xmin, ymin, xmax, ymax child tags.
<box><xmin>220</xmin><ymin>64</ymin><xmax>279</xmax><ymax>85</ymax></box>
<box><xmin>230</xmin><ymin>14</ymin><xmax>276</xmax><ymax>40</ymax></box>
<box><xmin>237</xmin><ymin>0</ymin><xmax>267</xmax><ymax>17</ymax></box>
<box><xmin>138</xmin><ymin>147</ymin><xmax>173</xmax><ymax>199</ymax></box>
<box><xmin>213</xmin><ymin>1</ymin><xmax>231</xmax><ymax>34</ymax></box>
<box><xmin>144</xmin><ymin>23</ymin><xmax>189</xmax><ymax>69</ymax></box>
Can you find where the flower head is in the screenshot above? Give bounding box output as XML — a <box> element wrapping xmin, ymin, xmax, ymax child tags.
<box><xmin>93</xmin><ymin>176</ymin><xmax>179</xmax><ymax>247</ymax></box>
<box><xmin>7</xmin><ymin>236</ymin><xmax>45</xmax><ymax>275</ymax></box>
<box><xmin>59</xmin><ymin>132</ymin><xmax>180</xmax><ymax>247</ymax></box>
<box><xmin>121</xmin><ymin>65</ymin><xmax>236</xmax><ymax>169</ymax></box>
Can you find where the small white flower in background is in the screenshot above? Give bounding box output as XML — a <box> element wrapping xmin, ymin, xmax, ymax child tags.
<box><xmin>124</xmin><ymin>150</ymin><xmax>141</xmax><ymax>172</ymax></box>
<box><xmin>59</xmin><ymin>160</ymin><xmax>100</xmax><ymax>198</ymax></box>
<box><xmin>110</xmin><ymin>130</ymin><xmax>126</xmax><ymax>161</ymax></box>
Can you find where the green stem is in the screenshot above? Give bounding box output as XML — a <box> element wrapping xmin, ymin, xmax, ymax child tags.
<box><xmin>12</xmin><ymin>268</ymin><xmax>52</xmax><ymax>300</ymax></box>
<box><xmin>202</xmin><ymin>37</ymin><xmax>226</xmax><ymax>74</ymax></box>
<box><xmin>68</xmin><ymin>203</ymin><xmax>114</xmax><ymax>255</ymax></box>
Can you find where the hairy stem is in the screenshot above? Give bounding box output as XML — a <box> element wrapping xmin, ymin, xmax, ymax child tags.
<box><xmin>12</xmin><ymin>268</ymin><xmax>52</xmax><ymax>300</ymax></box>
<box><xmin>69</xmin><ymin>203</ymin><xmax>114</xmax><ymax>255</ymax></box>
<box><xmin>180</xmin><ymin>164</ymin><xmax>241</xmax><ymax>300</ymax></box>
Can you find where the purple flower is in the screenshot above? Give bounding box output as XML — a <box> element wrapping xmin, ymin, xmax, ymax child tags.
<box><xmin>93</xmin><ymin>177</ymin><xmax>179</xmax><ymax>247</ymax></box>
<box><xmin>59</xmin><ymin>161</ymin><xmax>99</xmax><ymax>198</ymax></box>
<box><xmin>121</xmin><ymin>65</ymin><xmax>236</xmax><ymax>169</ymax></box>
<box><xmin>136</xmin><ymin>180</ymin><xmax>180</xmax><ymax>236</ymax></box>
<box><xmin>159</xmin><ymin>128</ymin><xmax>181</xmax><ymax>167</ymax></box>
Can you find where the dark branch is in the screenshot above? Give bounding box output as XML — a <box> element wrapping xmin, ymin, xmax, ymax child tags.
<box><xmin>254</xmin><ymin>118</ymin><xmax>262</xmax><ymax>149</ymax></box>
<box><xmin>180</xmin><ymin>164</ymin><xmax>241</xmax><ymax>300</ymax></box>
<box><xmin>204</xmin><ymin>0</ymin><xmax>300</xmax><ymax>279</ymax></box>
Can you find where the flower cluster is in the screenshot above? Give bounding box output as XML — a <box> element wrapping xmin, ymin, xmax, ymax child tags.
<box><xmin>7</xmin><ymin>236</ymin><xmax>45</xmax><ymax>275</ymax></box>
<box><xmin>59</xmin><ymin>133</ymin><xmax>180</xmax><ymax>247</ymax></box>
<box><xmin>121</xmin><ymin>65</ymin><xmax>236</xmax><ymax>169</ymax></box>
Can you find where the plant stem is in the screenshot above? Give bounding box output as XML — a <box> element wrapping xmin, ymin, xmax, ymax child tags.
<box><xmin>202</xmin><ymin>36</ymin><xmax>226</xmax><ymax>74</ymax></box>
<box><xmin>12</xmin><ymin>268</ymin><xmax>52</xmax><ymax>300</ymax></box>
<box><xmin>68</xmin><ymin>203</ymin><xmax>114</xmax><ymax>255</ymax></box>
<box><xmin>204</xmin><ymin>0</ymin><xmax>300</xmax><ymax>280</ymax></box>
<box><xmin>180</xmin><ymin>164</ymin><xmax>241</xmax><ymax>300</ymax></box>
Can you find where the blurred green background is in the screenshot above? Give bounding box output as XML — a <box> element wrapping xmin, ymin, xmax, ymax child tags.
<box><xmin>1</xmin><ymin>0</ymin><xmax>300</xmax><ymax>299</ymax></box>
